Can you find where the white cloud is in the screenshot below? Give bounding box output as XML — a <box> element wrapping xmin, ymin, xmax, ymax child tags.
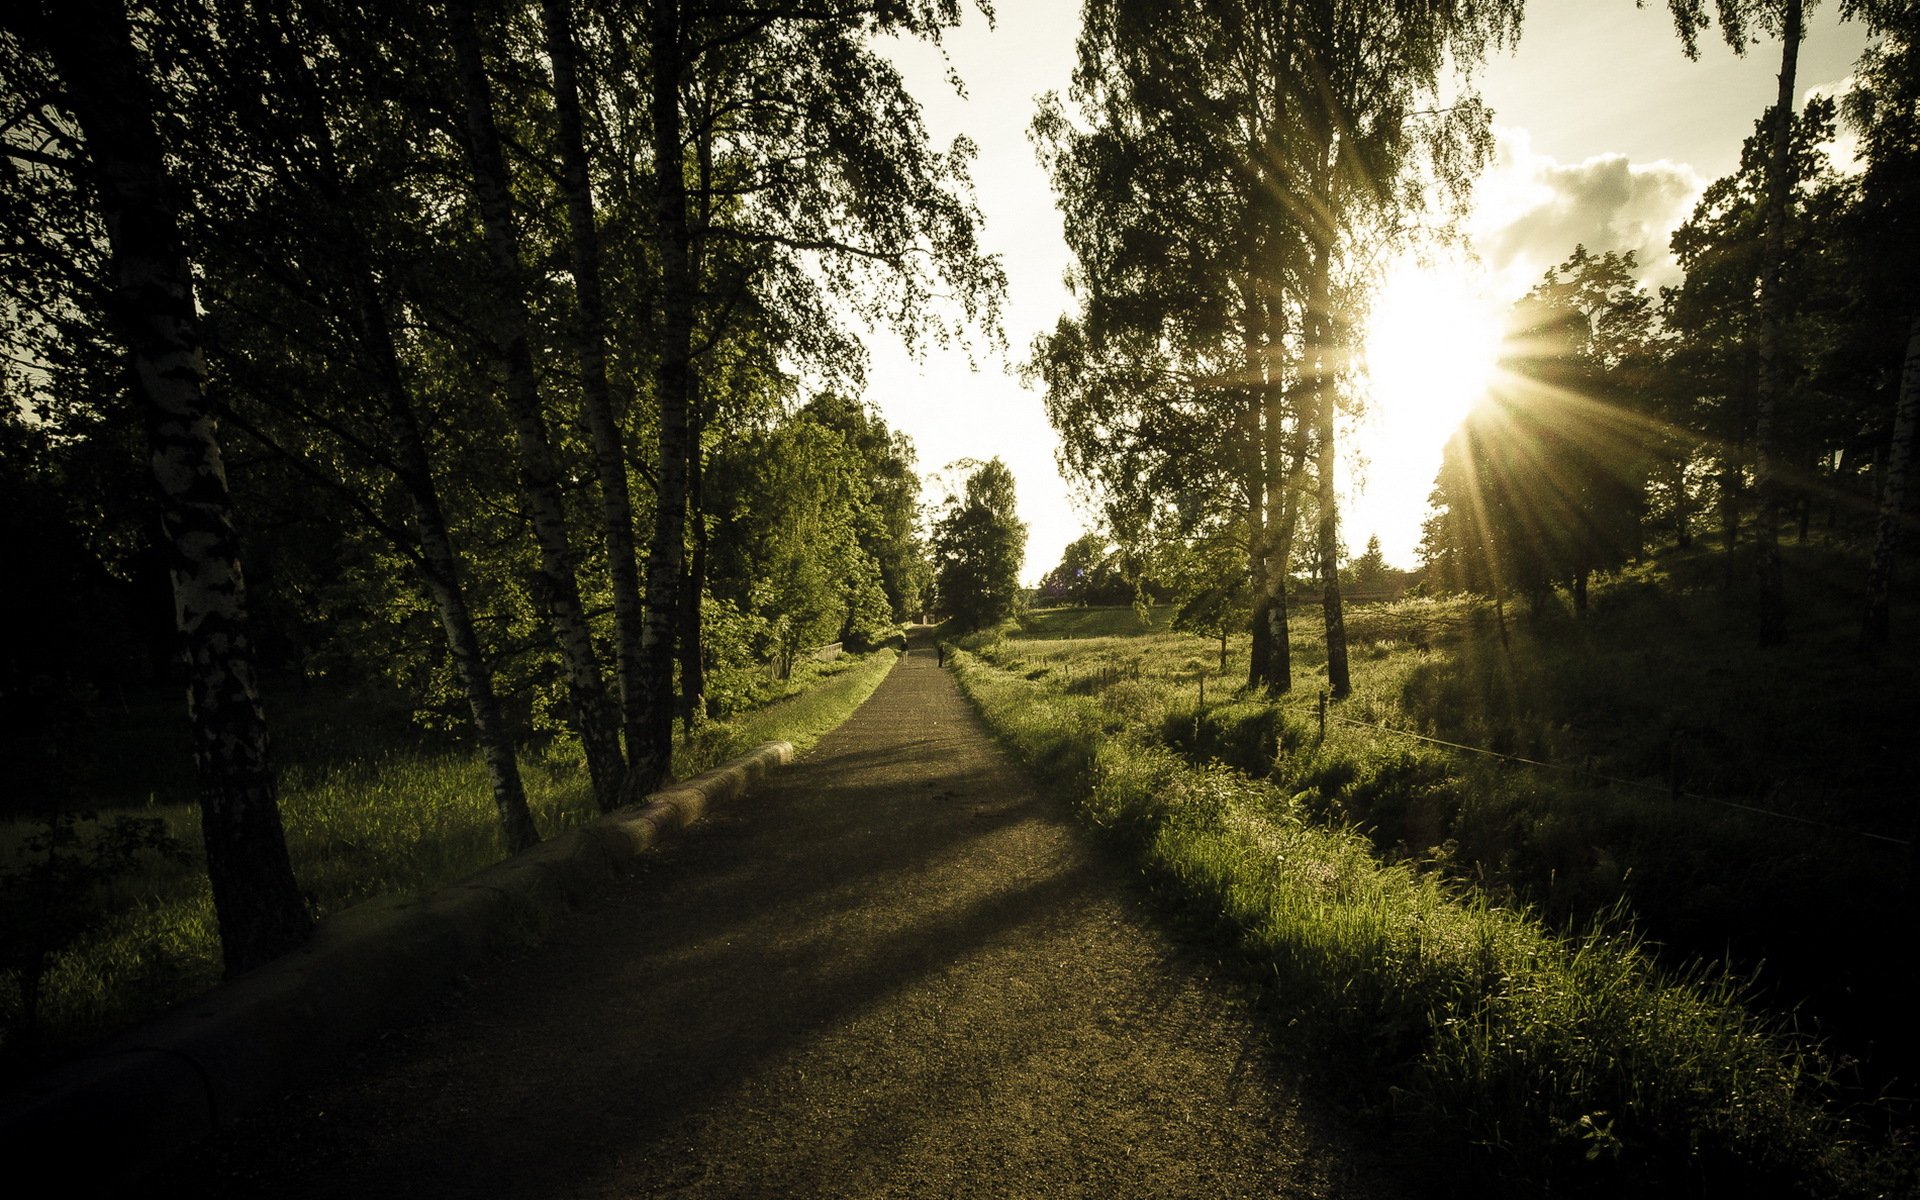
<box><xmin>1803</xmin><ymin>74</ymin><xmax>1863</xmax><ymax>175</ymax></box>
<box><xmin>1469</xmin><ymin>126</ymin><xmax>1706</xmax><ymax>298</ymax></box>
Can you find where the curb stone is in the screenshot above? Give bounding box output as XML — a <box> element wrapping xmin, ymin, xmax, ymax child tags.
<box><xmin>0</xmin><ymin>739</ymin><xmax>795</xmax><ymax>1187</ymax></box>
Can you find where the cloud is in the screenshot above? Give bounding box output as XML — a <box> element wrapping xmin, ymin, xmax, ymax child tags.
<box><xmin>1803</xmin><ymin>74</ymin><xmax>1863</xmax><ymax>173</ymax></box>
<box><xmin>1470</xmin><ymin>126</ymin><xmax>1706</xmax><ymax>298</ymax></box>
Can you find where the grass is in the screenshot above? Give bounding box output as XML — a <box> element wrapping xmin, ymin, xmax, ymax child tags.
<box><xmin>981</xmin><ymin>551</ymin><xmax>1920</xmax><ymax>1085</ymax></box>
<box><xmin>0</xmin><ymin>647</ymin><xmax>897</xmax><ymax>1082</ymax></box>
<box><xmin>952</xmin><ymin>541</ymin><xmax>1920</xmax><ymax>1190</ymax></box>
<box><xmin>950</xmin><ymin>643</ymin><xmax>1914</xmax><ymax>1196</ymax></box>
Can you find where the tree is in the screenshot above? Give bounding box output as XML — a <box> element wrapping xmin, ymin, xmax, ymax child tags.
<box><xmin>932</xmin><ymin>459</ymin><xmax>1027</xmax><ymax>631</ymax></box>
<box><xmin>539</xmin><ymin>0</ymin><xmax>649</xmax><ymax>780</ymax></box>
<box><xmin>1348</xmin><ymin>535</ymin><xmax>1389</xmax><ymax>593</ymax></box>
<box><xmin>448</xmin><ymin>0</ymin><xmax>628</xmax><ymax>811</ymax></box>
<box><xmin>175</xmin><ymin>0</ymin><xmax>545</xmax><ymax>851</ymax></box>
<box><xmin>1662</xmin><ymin>97</ymin><xmax>1867</xmax><ymax>578</ymax></box>
<box><xmin>1657</xmin><ymin>0</ymin><xmax>1826</xmax><ymax>642</ymax></box>
<box><xmin>1034</xmin><ymin>0</ymin><xmax>1520</xmax><ymax>699</ymax></box>
<box><xmin>1851</xmin><ymin>8</ymin><xmax>1920</xmax><ymax>644</ymax></box>
<box><xmin>1038</xmin><ymin>533</ymin><xmax>1131</xmax><ymax>606</ymax></box>
<box><xmin>4</xmin><ymin>0</ymin><xmax>311</xmax><ymax>972</ymax></box>
<box><xmin>1422</xmin><ymin>249</ymin><xmax>1658</xmax><ymax>619</ymax></box>
<box><xmin>707</xmin><ymin>399</ymin><xmax>916</xmax><ymax>673</ymax></box>
<box><xmin>627</xmin><ymin>0</ymin><xmax>1003</xmax><ymax>794</ymax></box>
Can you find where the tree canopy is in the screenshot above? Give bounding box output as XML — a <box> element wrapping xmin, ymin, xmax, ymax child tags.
<box><xmin>931</xmin><ymin>458</ymin><xmax>1027</xmax><ymax>631</ymax></box>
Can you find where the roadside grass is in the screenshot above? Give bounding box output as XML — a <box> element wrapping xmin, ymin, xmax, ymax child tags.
<box><xmin>0</xmin><ymin>648</ymin><xmax>897</xmax><ymax>1082</ymax></box>
<box><xmin>675</xmin><ymin>648</ymin><xmax>897</xmax><ymax>776</ymax></box>
<box><xmin>951</xmin><ymin>645</ymin><xmax>1913</xmax><ymax>1196</ymax></box>
<box><xmin>991</xmin><ymin>555</ymin><xmax>1919</xmax><ymax>1086</ymax></box>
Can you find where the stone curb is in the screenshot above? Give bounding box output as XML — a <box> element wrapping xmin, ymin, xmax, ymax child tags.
<box><xmin>0</xmin><ymin>739</ymin><xmax>796</xmax><ymax>1186</ymax></box>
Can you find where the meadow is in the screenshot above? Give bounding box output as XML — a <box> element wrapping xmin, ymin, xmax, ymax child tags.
<box><xmin>951</xmin><ymin>544</ymin><xmax>1919</xmax><ymax>1195</ymax></box>
<box><xmin>0</xmin><ymin>647</ymin><xmax>898</xmax><ymax>1081</ymax></box>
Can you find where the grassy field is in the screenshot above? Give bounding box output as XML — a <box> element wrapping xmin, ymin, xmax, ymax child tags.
<box><xmin>0</xmin><ymin>647</ymin><xmax>897</xmax><ymax>1081</ymax></box>
<box><xmin>950</xmin><ymin>545</ymin><xmax>1920</xmax><ymax>1194</ymax></box>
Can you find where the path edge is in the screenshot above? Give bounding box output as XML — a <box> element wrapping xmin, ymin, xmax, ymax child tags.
<box><xmin>0</xmin><ymin>739</ymin><xmax>795</xmax><ymax>1185</ymax></box>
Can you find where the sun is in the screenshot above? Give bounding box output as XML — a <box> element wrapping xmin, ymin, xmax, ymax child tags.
<box><xmin>1362</xmin><ymin>254</ymin><xmax>1506</xmax><ymax>444</ymax></box>
<box><xmin>1344</xmin><ymin>253</ymin><xmax>1507</xmax><ymax>564</ymax></box>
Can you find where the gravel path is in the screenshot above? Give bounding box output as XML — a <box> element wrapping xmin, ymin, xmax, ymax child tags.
<box><xmin>163</xmin><ymin>629</ymin><xmax>1409</xmax><ymax>1199</ymax></box>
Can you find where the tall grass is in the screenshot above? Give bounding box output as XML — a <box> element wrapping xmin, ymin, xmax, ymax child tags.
<box><xmin>952</xmin><ymin>647</ymin><xmax>1908</xmax><ymax>1195</ymax></box>
<box><xmin>997</xmin><ymin>586</ymin><xmax>1916</xmax><ymax>1087</ymax></box>
<box><xmin>0</xmin><ymin>648</ymin><xmax>897</xmax><ymax>1080</ymax></box>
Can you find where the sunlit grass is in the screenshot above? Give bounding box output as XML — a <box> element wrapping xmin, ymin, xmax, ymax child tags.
<box><xmin>950</xmin><ymin>638</ymin><xmax>1908</xmax><ymax>1195</ymax></box>
<box><xmin>0</xmin><ymin>648</ymin><xmax>898</xmax><ymax>1079</ymax></box>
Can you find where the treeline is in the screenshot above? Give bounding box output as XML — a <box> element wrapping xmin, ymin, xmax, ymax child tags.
<box><xmin>1425</xmin><ymin>10</ymin><xmax>1919</xmax><ymax>635</ymax></box>
<box><xmin>1037</xmin><ymin>0</ymin><xmax>1919</xmax><ymax>690</ymax></box>
<box><xmin>0</xmin><ymin>0</ymin><xmax>999</xmax><ymax>973</ymax></box>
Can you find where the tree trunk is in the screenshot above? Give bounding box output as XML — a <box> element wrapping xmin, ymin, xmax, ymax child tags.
<box><xmin>679</xmin><ymin>404</ymin><xmax>707</xmax><ymax>738</ymax></box>
<box><xmin>1672</xmin><ymin>461</ymin><xmax>1694</xmax><ymax>549</ymax></box>
<box><xmin>1260</xmin><ymin>289</ymin><xmax>1302</xmax><ymax>694</ymax></box>
<box><xmin>451</xmin><ymin>1</ymin><xmax>627</xmax><ymax>810</ymax></box>
<box><xmin>541</xmin><ymin>0</ymin><xmax>648</xmax><ymax>771</ymax></box>
<box><xmin>265</xmin><ymin>11</ymin><xmax>539</xmax><ymax>852</ymax></box>
<box><xmin>1266</xmin><ymin>392</ymin><xmax>1314</xmax><ymax>694</ymax></box>
<box><xmin>37</xmin><ymin>0</ymin><xmax>311</xmax><ymax>973</ymax></box>
<box><xmin>633</xmin><ymin>0</ymin><xmax>695</xmax><ymax>795</ymax></box>
<box><xmin>1308</xmin><ymin>248</ymin><xmax>1350</xmax><ymax>699</ymax></box>
<box><xmin>1247</xmin><ymin>492</ymin><xmax>1271</xmax><ymax>690</ymax></box>
<box><xmin>1751</xmin><ymin>0</ymin><xmax>1802</xmax><ymax>645</ymax></box>
<box><xmin>1863</xmin><ymin>311</ymin><xmax>1920</xmax><ymax>645</ymax></box>
<box><xmin>1719</xmin><ymin>455</ymin><xmax>1742</xmax><ymax>589</ymax></box>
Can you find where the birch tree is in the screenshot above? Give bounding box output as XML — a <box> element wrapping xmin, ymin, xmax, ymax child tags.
<box><xmin>3</xmin><ymin>0</ymin><xmax>311</xmax><ymax>971</ymax></box>
<box><xmin>449</xmin><ymin>0</ymin><xmax>628</xmax><ymax>810</ymax></box>
<box><xmin>626</xmin><ymin>0</ymin><xmax>1003</xmax><ymax>792</ymax></box>
<box><xmin>1036</xmin><ymin>0</ymin><xmax>1519</xmax><ymax>698</ymax></box>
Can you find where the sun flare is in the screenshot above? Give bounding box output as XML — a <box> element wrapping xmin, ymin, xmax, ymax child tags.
<box><xmin>1345</xmin><ymin>254</ymin><xmax>1507</xmax><ymax>564</ymax></box>
<box><xmin>1363</xmin><ymin>256</ymin><xmax>1506</xmax><ymax>445</ymax></box>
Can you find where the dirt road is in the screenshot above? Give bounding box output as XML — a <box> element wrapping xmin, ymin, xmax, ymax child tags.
<box><xmin>164</xmin><ymin>629</ymin><xmax>1406</xmax><ymax>1198</ymax></box>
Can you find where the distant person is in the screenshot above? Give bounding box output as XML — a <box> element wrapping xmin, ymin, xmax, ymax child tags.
<box><xmin>937</xmin><ymin>642</ymin><xmax>945</xmax><ymax>668</ymax></box>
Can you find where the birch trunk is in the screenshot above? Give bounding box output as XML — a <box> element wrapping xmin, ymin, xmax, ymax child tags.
<box><xmin>632</xmin><ymin>0</ymin><xmax>695</xmax><ymax>795</ymax></box>
<box><xmin>541</xmin><ymin>0</ymin><xmax>648</xmax><ymax>769</ymax></box>
<box><xmin>39</xmin><ymin>0</ymin><xmax>310</xmax><ymax>972</ymax></box>
<box><xmin>265</xmin><ymin>12</ymin><xmax>539</xmax><ymax>851</ymax></box>
<box><xmin>1245</xmin><ymin>396</ymin><xmax>1271</xmax><ymax>692</ymax></box>
<box><xmin>1751</xmin><ymin>0</ymin><xmax>1802</xmax><ymax>645</ymax></box>
<box><xmin>678</xmin><ymin>402</ymin><xmax>707</xmax><ymax>737</ymax></box>
<box><xmin>451</xmin><ymin>1</ymin><xmax>627</xmax><ymax>810</ymax></box>
<box><xmin>1262</xmin><ymin>280</ymin><xmax>1311</xmax><ymax>694</ymax></box>
<box><xmin>1308</xmin><ymin>247</ymin><xmax>1350</xmax><ymax>699</ymax></box>
<box><xmin>1863</xmin><ymin>310</ymin><xmax>1920</xmax><ymax>645</ymax></box>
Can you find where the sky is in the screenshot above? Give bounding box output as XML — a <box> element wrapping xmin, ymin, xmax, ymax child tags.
<box><xmin>864</xmin><ymin>1</ymin><xmax>1873</xmax><ymax>581</ymax></box>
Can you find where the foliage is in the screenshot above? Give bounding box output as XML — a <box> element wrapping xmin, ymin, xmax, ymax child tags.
<box><xmin>0</xmin><ymin>805</ymin><xmax>188</xmax><ymax>1047</ymax></box>
<box><xmin>931</xmin><ymin>458</ymin><xmax>1028</xmax><ymax>630</ymax></box>
<box><xmin>1032</xmin><ymin>0</ymin><xmax>1522</xmax><ymax>693</ymax></box>
<box><xmin>1035</xmin><ymin>532</ymin><xmax>1133</xmax><ymax>607</ymax></box>
<box><xmin>1424</xmin><ymin>248</ymin><xmax>1659</xmax><ymax>612</ymax></box>
<box><xmin>707</xmin><ymin>398</ymin><xmax>919</xmax><ymax>666</ymax></box>
<box><xmin>0</xmin><ymin>650</ymin><xmax>893</xmax><ymax>1077</ymax></box>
